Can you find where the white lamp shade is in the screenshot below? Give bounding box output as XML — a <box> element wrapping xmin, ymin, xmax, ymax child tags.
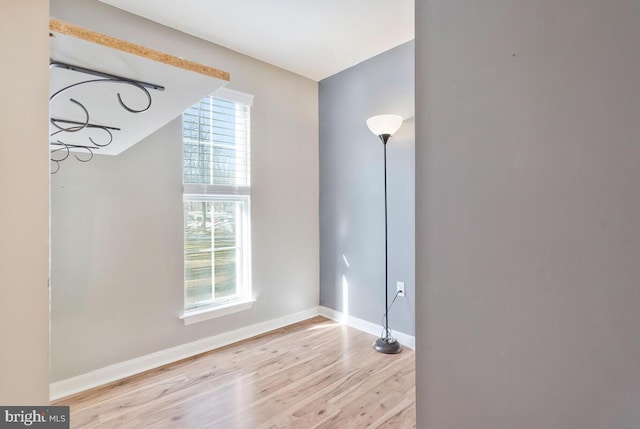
<box><xmin>366</xmin><ymin>114</ymin><xmax>403</xmax><ymax>137</ymax></box>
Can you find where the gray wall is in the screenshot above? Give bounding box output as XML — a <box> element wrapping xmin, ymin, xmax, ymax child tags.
<box><xmin>319</xmin><ymin>41</ymin><xmax>415</xmax><ymax>336</ymax></box>
<box><xmin>50</xmin><ymin>0</ymin><xmax>318</xmax><ymax>382</ymax></box>
<box><xmin>416</xmin><ymin>0</ymin><xmax>640</xmax><ymax>427</ymax></box>
<box><xmin>0</xmin><ymin>0</ymin><xmax>50</xmax><ymax>404</ymax></box>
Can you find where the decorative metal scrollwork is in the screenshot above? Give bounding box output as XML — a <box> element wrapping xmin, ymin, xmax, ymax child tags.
<box><xmin>49</xmin><ymin>62</ymin><xmax>164</xmax><ymax>174</ymax></box>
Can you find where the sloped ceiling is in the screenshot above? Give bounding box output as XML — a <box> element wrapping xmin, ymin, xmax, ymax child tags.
<box><xmin>50</xmin><ymin>26</ymin><xmax>228</xmax><ymax>156</ymax></box>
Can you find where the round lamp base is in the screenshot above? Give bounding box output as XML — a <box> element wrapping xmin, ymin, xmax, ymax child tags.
<box><xmin>373</xmin><ymin>337</ymin><xmax>402</xmax><ymax>354</ymax></box>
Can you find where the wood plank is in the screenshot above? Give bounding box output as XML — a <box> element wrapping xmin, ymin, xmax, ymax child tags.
<box><xmin>49</xmin><ymin>18</ymin><xmax>230</xmax><ymax>81</ymax></box>
<box><xmin>55</xmin><ymin>317</ymin><xmax>415</xmax><ymax>428</ymax></box>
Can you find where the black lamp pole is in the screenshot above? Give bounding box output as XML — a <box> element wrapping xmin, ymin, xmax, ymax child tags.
<box><xmin>374</xmin><ymin>133</ymin><xmax>402</xmax><ymax>354</ymax></box>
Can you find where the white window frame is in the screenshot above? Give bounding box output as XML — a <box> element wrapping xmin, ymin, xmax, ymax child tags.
<box><xmin>181</xmin><ymin>88</ymin><xmax>254</xmax><ymax>325</ymax></box>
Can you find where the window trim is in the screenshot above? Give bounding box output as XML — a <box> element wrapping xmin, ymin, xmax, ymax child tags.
<box><xmin>181</xmin><ymin>88</ymin><xmax>254</xmax><ymax>323</ymax></box>
<box><xmin>180</xmin><ymin>298</ymin><xmax>256</xmax><ymax>326</ymax></box>
<box><xmin>183</xmin><ymin>184</ymin><xmax>250</xmax><ymax>196</ymax></box>
<box><xmin>214</xmin><ymin>87</ymin><xmax>255</xmax><ymax>107</ymax></box>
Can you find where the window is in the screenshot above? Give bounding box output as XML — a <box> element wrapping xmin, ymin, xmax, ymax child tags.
<box><xmin>182</xmin><ymin>88</ymin><xmax>253</xmax><ymax>321</ymax></box>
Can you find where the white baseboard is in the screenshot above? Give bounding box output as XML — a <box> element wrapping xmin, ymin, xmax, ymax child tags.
<box><xmin>50</xmin><ymin>305</ymin><xmax>415</xmax><ymax>401</ymax></box>
<box><xmin>318</xmin><ymin>306</ymin><xmax>415</xmax><ymax>350</ymax></box>
<box><xmin>49</xmin><ymin>307</ymin><xmax>320</xmax><ymax>401</ymax></box>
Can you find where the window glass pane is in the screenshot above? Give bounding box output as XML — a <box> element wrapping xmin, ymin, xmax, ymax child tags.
<box><xmin>183</xmin><ymin>97</ymin><xmax>250</xmax><ymax>187</ymax></box>
<box><xmin>214</xmin><ymin>248</ymin><xmax>236</xmax><ymax>299</ymax></box>
<box><xmin>183</xmin><ymin>90</ymin><xmax>251</xmax><ymax>312</ymax></box>
<box><xmin>212</xmin><ymin>201</ymin><xmax>239</xmax><ymax>299</ymax></box>
<box><xmin>184</xmin><ymin>201</ymin><xmax>213</xmax><ymax>308</ymax></box>
<box><xmin>184</xmin><ymin>199</ymin><xmax>244</xmax><ymax>309</ymax></box>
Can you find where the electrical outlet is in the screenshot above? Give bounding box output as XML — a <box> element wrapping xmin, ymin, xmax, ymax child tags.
<box><xmin>397</xmin><ymin>281</ymin><xmax>405</xmax><ymax>297</ymax></box>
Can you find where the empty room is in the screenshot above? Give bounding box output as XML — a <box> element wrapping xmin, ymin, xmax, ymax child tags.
<box><xmin>4</xmin><ymin>0</ymin><xmax>416</xmax><ymax>427</ymax></box>
<box><xmin>1</xmin><ymin>0</ymin><xmax>639</xmax><ymax>428</ymax></box>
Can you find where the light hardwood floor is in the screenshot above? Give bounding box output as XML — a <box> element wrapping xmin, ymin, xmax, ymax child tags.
<box><xmin>54</xmin><ymin>316</ymin><xmax>416</xmax><ymax>428</ymax></box>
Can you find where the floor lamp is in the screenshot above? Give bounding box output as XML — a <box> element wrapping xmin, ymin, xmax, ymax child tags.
<box><xmin>366</xmin><ymin>114</ymin><xmax>403</xmax><ymax>355</ymax></box>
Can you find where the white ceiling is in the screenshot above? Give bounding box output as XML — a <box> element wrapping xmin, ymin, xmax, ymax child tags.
<box><xmin>99</xmin><ymin>0</ymin><xmax>414</xmax><ymax>81</ymax></box>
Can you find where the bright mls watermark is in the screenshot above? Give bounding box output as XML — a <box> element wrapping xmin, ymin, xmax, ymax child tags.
<box><xmin>0</xmin><ymin>407</ymin><xmax>69</xmax><ymax>428</ymax></box>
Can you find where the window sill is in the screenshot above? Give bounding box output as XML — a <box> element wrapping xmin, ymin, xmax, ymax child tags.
<box><xmin>180</xmin><ymin>298</ymin><xmax>255</xmax><ymax>326</ymax></box>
